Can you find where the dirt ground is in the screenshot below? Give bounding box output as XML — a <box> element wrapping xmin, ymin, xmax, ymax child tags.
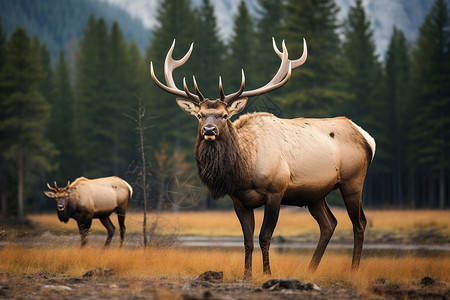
<box><xmin>1</xmin><ymin>270</ymin><xmax>449</xmax><ymax>300</ymax></box>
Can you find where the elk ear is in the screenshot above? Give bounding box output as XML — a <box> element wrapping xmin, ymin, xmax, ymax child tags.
<box><xmin>176</xmin><ymin>98</ymin><xmax>200</xmax><ymax>116</ymax></box>
<box><xmin>44</xmin><ymin>191</ymin><xmax>56</xmax><ymax>198</ymax></box>
<box><xmin>227</xmin><ymin>97</ymin><xmax>248</xmax><ymax>117</ymax></box>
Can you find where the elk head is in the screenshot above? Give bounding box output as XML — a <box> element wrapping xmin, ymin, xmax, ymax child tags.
<box><xmin>150</xmin><ymin>38</ymin><xmax>307</xmax><ymax>141</ymax></box>
<box><xmin>44</xmin><ymin>181</ymin><xmax>73</xmax><ymax>222</ymax></box>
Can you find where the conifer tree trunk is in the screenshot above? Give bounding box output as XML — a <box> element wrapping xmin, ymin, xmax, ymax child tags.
<box><xmin>17</xmin><ymin>146</ymin><xmax>24</xmax><ymax>223</ymax></box>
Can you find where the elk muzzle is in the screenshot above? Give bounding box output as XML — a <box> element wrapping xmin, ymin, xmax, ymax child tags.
<box><xmin>57</xmin><ymin>199</ymin><xmax>66</xmax><ymax>211</ymax></box>
<box><xmin>202</xmin><ymin>125</ymin><xmax>217</xmax><ymax>140</ymax></box>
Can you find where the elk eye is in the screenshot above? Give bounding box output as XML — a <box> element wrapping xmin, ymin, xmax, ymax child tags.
<box><xmin>223</xmin><ymin>114</ymin><xmax>228</xmax><ymax>119</ymax></box>
<box><xmin>197</xmin><ymin>114</ymin><xmax>201</xmax><ymax>119</ymax></box>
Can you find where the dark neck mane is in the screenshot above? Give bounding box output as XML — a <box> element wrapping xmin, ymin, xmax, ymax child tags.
<box><xmin>194</xmin><ymin>123</ymin><xmax>247</xmax><ymax>199</ymax></box>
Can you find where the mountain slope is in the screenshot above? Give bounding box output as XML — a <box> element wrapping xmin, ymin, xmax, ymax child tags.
<box><xmin>0</xmin><ymin>0</ymin><xmax>150</xmax><ymax>63</ymax></box>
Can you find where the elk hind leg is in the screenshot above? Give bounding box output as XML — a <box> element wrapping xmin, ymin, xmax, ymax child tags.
<box><xmin>116</xmin><ymin>209</ymin><xmax>126</xmax><ymax>247</ymax></box>
<box><xmin>307</xmin><ymin>198</ymin><xmax>337</xmax><ymax>271</ymax></box>
<box><xmin>340</xmin><ymin>186</ymin><xmax>367</xmax><ymax>270</ymax></box>
<box><xmin>100</xmin><ymin>216</ymin><xmax>116</xmax><ymax>247</ymax></box>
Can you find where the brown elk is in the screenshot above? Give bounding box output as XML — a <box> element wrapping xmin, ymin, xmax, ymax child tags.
<box><xmin>150</xmin><ymin>38</ymin><xmax>375</xmax><ymax>278</ymax></box>
<box><xmin>44</xmin><ymin>176</ymin><xmax>132</xmax><ymax>247</ymax></box>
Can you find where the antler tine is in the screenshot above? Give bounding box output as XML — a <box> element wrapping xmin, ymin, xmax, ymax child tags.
<box><xmin>183</xmin><ymin>77</ymin><xmax>196</xmax><ymax>99</ymax></box>
<box><xmin>66</xmin><ymin>181</ymin><xmax>70</xmax><ymax>188</ymax></box>
<box><xmin>54</xmin><ymin>181</ymin><xmax>58</xmax><ymax>188</ymax></box>
<box><xmin>273</xmin><ymin>37</ymin><xmax>308</xmax><ymax>69</ymax></box>
<box><xmin>47</xmin><ymin>183</ymin><xmax>57</xmax><ymax>191</ymax></box>
<box><xmin>150</xmin><ymin>40</ymin><xmax>201</xmax><ymax>103</ymax></box>
<box><xmin>219</xmin><ymin>76</ymin><xmax>225</xmax><ymax>101</ymax></box>
<box><xmin>221</xmin><ymin>38</ymin><xmax>305</xmax><ymax>103</ymax></box>
<box><xmin>164</xmin><ymin>40</ymin><xmax>193</xmax><ymax>87</ymax></box>
<box><xmin>192</xmin><ymin>76</ymin><xmax>205</xmax><ymax>102</ymax></box>
<box><xmin>223</xmin><ymin>69</ymin><xmax>246</xmax><ymax>103</ymax></box>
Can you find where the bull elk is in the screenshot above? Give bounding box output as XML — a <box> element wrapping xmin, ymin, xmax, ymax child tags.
<box><xmin>150</xmin><ymin>38</ymin><xmax>375</xmax><ymax>278</ymax></box>
<box><xmin>44</xmin><ymin>176</ymin><xmax>133</xmax><ymax>247</ymax></box>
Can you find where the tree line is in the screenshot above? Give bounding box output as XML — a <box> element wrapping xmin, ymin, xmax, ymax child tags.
<box><xmin>0</xmin><ymin>0</ymin><xmax>449</xmax><ymax>221</ymax></box>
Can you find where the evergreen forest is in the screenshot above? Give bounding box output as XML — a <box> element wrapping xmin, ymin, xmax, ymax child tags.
<box><xmin>1</xmin><ymin>0</ymin><xmax>449</xmax><ymax>222</ymax></box>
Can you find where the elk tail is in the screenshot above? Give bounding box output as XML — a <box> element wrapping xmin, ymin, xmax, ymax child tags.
<box><xmin>123</xmin><ymin>180</ymin><xmax>133</xmax><ymax>200</ymax></box>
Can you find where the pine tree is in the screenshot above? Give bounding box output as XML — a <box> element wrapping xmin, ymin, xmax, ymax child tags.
<box><xmin>107</xmin><ymin>21</ymin><xmax>136</xmax><ymax>175</ymax></box>
<box><xmin>385</xmin><ymin>27</ymin><xmax>410</xmax><ymax>205</ymax></box>
<box><xmin>254</xmin><ymin>0</ymin><xmax>283</xmax><ymax>87</ymax></box>
<box><xmin>409</xmin><ymin>0</ymin><xmax>450</xmax><ymax>208</ymax></box>
<box><xmin>75</xmin><ymin>17</ymin><xmax>115</xmax><ymax>177</ymax></box>
<box><xmin>278</xmin><ymin>0</ymin><xmax>347</xmax><ymax>118</ymax></box>
<box><xmin>0</xmin><ymin>17</ymin><xmax>9</xmax><ymax>219</ymax></box>
<box><xmin>144</xmin><ymin>0</ymin><xmax>199</xmax><ymax>155</ymax></box>
<box><xmin>48</xmin><ymin>49</ymin><xmax>76</xmax><ymax>182</ymax></box>
<box><xmin>225</xmin><ymin>0</ymin><xmax>258</xmax><ymax>91</ymax></box>
<box><xmin>341</xmin><ymin>0</ymin><xmax>385</xmax><ymax>204</ymax></box>
<box><xmin>194</xmin><ymin>0</ymin><xmax>225</xmax><ymax>99</ymax></box>
<box><xmin>38</xmin><ymin>42</ymin><xmax>53</xmax><ymax>105</ymax></box>
<box><xmin>342</xmin><ymin>0</ymin><xmax>381</xmax><ymax>122</ymax></box>
<box><xmin>0</xmin><ymin>27</ymin><xmax>57</xmax><ymax>221</ymax></box>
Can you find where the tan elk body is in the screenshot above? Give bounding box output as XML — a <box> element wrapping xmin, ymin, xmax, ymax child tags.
<box><xmin>44</xmin><ymin>176</ymin><xmax>133</xmax><ymax>247</ymax></box>
<box><xmin>150</xmin><ymin>38</ymin><xmax>375</xmax><ymax>278</ymax></box>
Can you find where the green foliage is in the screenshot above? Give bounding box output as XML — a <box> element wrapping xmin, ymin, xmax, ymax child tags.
<box><xmin>409</xmin><ymin>0</ymin><xmax>450</xmax><ymax>172</ymax></box>
<box><xmin>226</xmin><ymin>1</ymin><xmax>258</xmax><ymax>91</ymax></box>
<box><xmin>144</xmin><ymin>0</ymin><xmax>199</xmax><ymax>158</ymax></box>
<box><xmin>74</xmin><ymin>17</ymin><xmax>137</xmax><ymax>178</ymax></box>
<box><xmin>193</xmin><ymin>0</ymin><xmax>225</xmax><ymax>99</ymax></box>
<box><xmin>408</xmin><ymin>0</ymin><xmax>450</xmax><ymax>207</ymax></box>
<box><xmin>384</xmin><ymin>27</ymin><xmax>411</xmax><ymax>204</ymax></box>
<box><xmin>0</xmin><ymin>27</ymin><xmax>57</xmax><ymax>217</ymax></box>
<box><xmin>278</xmin><ymin>0</ymin><xmax>348</xmax><ymax>118</ymax></box>
<box><xmin>47</xmin><ymin>49</ymin><xmax>76</xmax><ymax>183</ymax></box>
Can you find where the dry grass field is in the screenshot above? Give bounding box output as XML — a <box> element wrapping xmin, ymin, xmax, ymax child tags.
<box><xmin>1</xmin><ymin>208</ymin><xmax>449</xmax><ymax>299</ymax></box>
<box><xmin>28</xmin><ymin>207</ymin><xmax>450</xmax><ymax>238</ymax></box>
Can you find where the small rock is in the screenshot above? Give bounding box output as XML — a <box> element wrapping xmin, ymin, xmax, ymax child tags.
<box><xmin>306</xmin><ymin>283</ymin><xmax>321</xmax><ymax>291</ymax></box>
<box><xmin>83</xmin><ymin>267</ymin><xmax>113</xmax><ymax>278</ymax></box>
<box><xmin>420</xmin><ymin>276</ymin><xmax>436</xmax><ymax>287</ymax></box>
<box><xmin>262</xmin><ymin>279</ymin><xmax>320</xmax><ymax>291</ymax></box>
<box><xmin>66</xmin><ymin>277</ymin><xmax>82</xmax><ymax>284</ymax></box>
<box><xmin>194</xmin><ymin>271</ymin><xmax>223</xmax><ymax>283</ymax></box>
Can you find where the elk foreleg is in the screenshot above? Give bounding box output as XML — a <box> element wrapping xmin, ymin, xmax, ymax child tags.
<box><xmin>77</xmin><ymin>219</ymin><xmax>92</xmax><ymax>247</ymax></box>
<box><xmin>233</xmin><ymin>201</ymin><xmax>255</xmax><ymax>279</ymax></box>
<box><xmin>307</xmin><ymin>198</ymin><xmax>337</xmax><ymax>271</ymax></box>
<box><xmin>259</xmin><ymin>194</ymin><xmax>282</xmax><ymax>275</ymax></box>
<box><xmin>100</xmin><ymin>216</ymin><xmax>116</xmax><ymax>247</ymax></box>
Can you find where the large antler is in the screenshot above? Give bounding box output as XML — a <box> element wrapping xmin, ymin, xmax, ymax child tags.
<box><xmin>220</xmin><ymin>38</ymin><xmax>307</xmax><ymax>104</ymax></box>
<box><xmin>150</xmin><ymin>38</ymin><xmax>307</xmax><ymax>104</ymax></box>
<box><xmin>46</xmin><ymin>181</ymin><xmax>70</xmax><ymax>191</ymax></box>
<box><xmin>150</xmin><ymin>40</ymin><xmax>204</xmax><ymax>103</ymax></box>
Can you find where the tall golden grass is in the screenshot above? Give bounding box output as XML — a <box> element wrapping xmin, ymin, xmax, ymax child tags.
<box><xmin>29</xmin><ymin>208</ymin><xmax>450</xmax><ymax>237</ymax></box>
<box><xmin>0</xmin><ymin>246</ymin><xmax>448</xmax><ymax>290</ymax></box>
